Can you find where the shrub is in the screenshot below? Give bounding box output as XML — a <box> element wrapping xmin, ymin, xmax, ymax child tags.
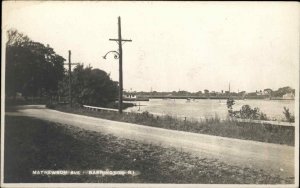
<box><xmin>226</xmin><ymin>101</ymin><xmax>268</xmax><ymax>120</ymax></box>
<box><xmin>283</xmin><ymin>107</ymin><xmax>295</xmax><ymax>123</ymax></box>
<box><xmin>259</xmin><ymin>112</ymin><xmax>268</xmax><ymax>120</ymax></box>
<box><xmin>226</xmin><ymin>98</ymin><xmax>235</xmax><ymax>117</ymax></box>
<box><xmin>239</xmin><ymin>105</ymin><xmax>260</xmax><ymax>119</ymax></box>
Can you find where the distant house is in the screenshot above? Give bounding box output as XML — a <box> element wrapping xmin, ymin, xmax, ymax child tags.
<box><xmin>283</xmin><ymin>93</ymin><xmax>295</xmax><ymax>100</ymax></box>
<box><xmin>256</xmin><ymin>90</ymin><xmax>263</xmax><ymax>96</ymax></box>
<box><xmin>123</xmin><ymin>92</ymin><xmax>149</xmax><ymax>101</ymax></box>
<box><xmin>124</xmin><ymin>93</ymin><xmax>136</xmax><ymax>99</ymax></box>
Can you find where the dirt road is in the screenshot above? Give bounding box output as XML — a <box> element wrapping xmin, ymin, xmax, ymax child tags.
<box><xmin>6</xmin><ymin>105</ymin><xmax>295</xmax><ymax>178</ymax></box>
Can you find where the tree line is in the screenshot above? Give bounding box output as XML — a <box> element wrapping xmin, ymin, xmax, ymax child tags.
<box><xmin>5</xmin><ymin>29</ymin><xmax>118</xmax><ymax>107</ymax></box>
<box><xmin>128</xmin><ymin>86</ymin><xmax>295</xmax><ymax>98</ymax></box>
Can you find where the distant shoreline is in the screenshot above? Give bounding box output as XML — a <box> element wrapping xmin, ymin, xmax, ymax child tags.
<box><xmin>143</xmin><ymin>96</ymin><xmax>295</xmax><ymax>100</ymax></box>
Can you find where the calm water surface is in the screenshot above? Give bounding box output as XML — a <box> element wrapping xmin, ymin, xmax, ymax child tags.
<box><xmin>126</xmin><ymin>99</ymin><xmax>295</xmax><ymax>121</ymax></box>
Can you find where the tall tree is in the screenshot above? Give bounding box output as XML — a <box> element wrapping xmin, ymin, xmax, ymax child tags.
<box><xmin>5</xmin><ymin>29</ymin><xmax>65</xmax><ymax>100</ymax></box>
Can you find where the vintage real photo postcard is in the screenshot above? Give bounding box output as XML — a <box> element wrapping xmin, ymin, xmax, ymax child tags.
<box><xmin>1</xmin><ymin>1</ymin><xmax>299</xmax><ymax>187</ymax></box>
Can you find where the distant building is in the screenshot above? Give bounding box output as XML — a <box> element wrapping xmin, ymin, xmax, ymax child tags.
<box><xmin>124</xmin><ymin>93</ymin><xmax>136</xmax><ymax>99</ymax></box>
<box><xmin>283</xmin><ymin>93</ymin><xmax>295</xmax><ymax>100</ymax></box>
<box><xmin>256</xmin><ymin>90</ymin><xmax>263</xmax><ymax>95</ymax></box>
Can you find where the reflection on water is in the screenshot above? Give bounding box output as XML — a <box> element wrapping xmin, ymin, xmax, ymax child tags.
<box><xmin>126</xmin><ymin>99</ymin><xmax>295</xmax><ymax>120</ymax></box>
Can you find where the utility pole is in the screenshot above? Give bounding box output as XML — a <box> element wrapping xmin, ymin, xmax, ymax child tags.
<box><xmin>108</xmin><ymin>17</ymin><xmax>132</xmax><ymax>113</ymax></box>
<box><xmin>228</xmin><ymin>82</ymin><xmax>231</xmax><ymax>99</ymax></box>
<box><xmin>64</xmin><ymin>50</ymin><xmax>79</xmax><ymax>106</ymax></box>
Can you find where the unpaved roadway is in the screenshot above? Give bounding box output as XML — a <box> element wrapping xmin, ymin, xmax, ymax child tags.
<box><xmin>5</xmin><ymin>105</ymin><xmax>295</xmax><ymax>178</ymax></box>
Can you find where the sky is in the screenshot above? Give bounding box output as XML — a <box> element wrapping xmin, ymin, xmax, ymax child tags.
<box><xmin>2</xmin><ymin>1</ymin><xmax>299</xmax><ymax>93</ymax></box>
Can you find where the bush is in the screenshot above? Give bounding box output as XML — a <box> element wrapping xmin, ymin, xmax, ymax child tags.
<box><xmin>283</xmin><ymin>107</ymin><xmax>295</xmax><ymax>123</ymax></box>
<box><xmin>226</xmin><ymin>98</ymin><xmax>235</xmax><ymax>117</ymax></box>
<box><xmin>226</xmin><ymin>101</ymin><xmax>268</xmax><ymax>121</ymax></box>
<box><xmin>239</xmin><ymin>105</ymin><xmax>260</xmax><ymax>119</ymax></box>
<box><xmin>259</xmin><ymin>112</ymin><xmax>268</xmax><ymax>120</ymax></box>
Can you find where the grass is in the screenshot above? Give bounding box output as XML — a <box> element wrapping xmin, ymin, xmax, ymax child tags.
<box><xmin>4</xmin><ymin>115</ymin><xmax>293</xmax><ymax>183</ymax></box>
<box><xmin>54</xmin><ymin>106</ymin><xmax>295</xmax><ymax>146</ymax></box>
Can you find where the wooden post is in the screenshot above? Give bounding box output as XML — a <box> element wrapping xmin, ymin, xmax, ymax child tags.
<box><xmin>118</xmin><ymin>17</ymin><xmax>123</xmax><ymax>114</ymax></box>
<box><xmin>108</xmin><ymin>17</ymin><xmax>132</xmax><ymax>113</ymax></box>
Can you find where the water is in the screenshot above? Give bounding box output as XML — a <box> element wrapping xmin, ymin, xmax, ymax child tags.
<box><xmin>126</xmin><ymin>99</ymin><xmax>295</xmax><ymax>121</ymax></box>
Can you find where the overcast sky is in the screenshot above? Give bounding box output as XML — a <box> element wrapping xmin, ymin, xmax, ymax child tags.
<box><xmin>3</xmin><ymin>1</ymin><xmax>299</xmax><ymax>92</ymax></box>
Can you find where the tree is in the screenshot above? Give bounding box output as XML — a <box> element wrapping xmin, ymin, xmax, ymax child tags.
<box><xmin>263</xmin><ymin>88</ymin><xmax>273</xmax><ymax>96</ymax></box>
<box><xmin>239</xmin><ymin>105</ymin><xmax>260</xmax><ymax>119</ymax></box>
<box><xmin>283</xmin><ymin>107</ymin><xmax>295</xmax><ymax>123</ymax></box>
<box><xmin>5</xmin><ymin>29</ymin><xmax>65</xmax><ymax>100</ymax></box>
<box><xmin>178</xmin><ymin>90</ymin><xmax>189</xmax><ymax>96</ymax></box>
<box><xmin>59</xmin><ymin>65</ymin><xmax>118</xmax><ymax>106</ymax></box>
<box><xmin>196</xmin><ymin>91</ymin><xmax>202</xmax><ymax>96</ymax></box>
<box><xmin>273</xmin><ymin>86</ymin><xmax>295</xmax><ymax>97</ymax></box>
<box><xmin>226</xmin><ymin>98</ymin><xmax>235</xmax><ymax>117</ymax></box>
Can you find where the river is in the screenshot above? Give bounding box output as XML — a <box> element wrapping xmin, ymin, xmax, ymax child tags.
<box><xmin>126</xmin><ymin>99</ymin><xmax>295</xmax><ymax>121</ymax></box>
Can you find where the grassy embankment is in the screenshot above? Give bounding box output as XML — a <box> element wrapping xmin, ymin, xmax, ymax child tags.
<box><xmin>54</xmin><ymin>106</ymin><xmax>295</xmax><ymax>146</ymax></box>
<box><xmin>4</xmin><ymin>116</ymin><xmax>293</xmax><ymax>183</ymax></box>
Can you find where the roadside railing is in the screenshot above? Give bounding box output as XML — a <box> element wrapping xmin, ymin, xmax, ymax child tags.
<box><xmin>83</xmin><ymin>105</ymin><xmax>118</xmax><ymax>112</ymax></box>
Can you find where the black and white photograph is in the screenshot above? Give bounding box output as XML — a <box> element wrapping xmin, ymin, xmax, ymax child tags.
<box><xmin>1</xmin><ymin>1</ymin><xmax>299</xmax><ymax>187</ymax></box>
